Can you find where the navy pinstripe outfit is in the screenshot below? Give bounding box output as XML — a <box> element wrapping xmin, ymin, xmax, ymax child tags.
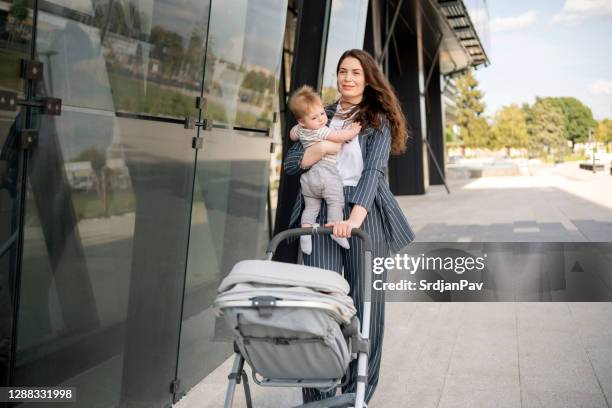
<box><xmin>284</xmin><ymin>103</ymin><xmax>416</xmax><ymax>403</ymax></box>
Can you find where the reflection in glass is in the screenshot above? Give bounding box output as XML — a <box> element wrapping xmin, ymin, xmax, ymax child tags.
<box><xmin>35</xmin><ymin>0</ymin><xmax>210</xmax><ymax>119</ymax></box>
<box><xmin>321</xmin><ymin>0</ymin><xmax>368</xmax><ymax>104</ymax></box>
<box><xmin>282</xmin><ymin>0</ymin><xmax>297</xmax><ymax>97</ymax></box>
<box><xmin>12</xmin><ymin>0</ymin><xmax>208</xmax><ymax>407</ymax></box>
<box><xmin>178</xmin><ymin>129</ymin><xmax>271</xmax><ymax>394</ymax></box>
<box><xmin>176</xmin><ymin>0</ymin><xmax>286</xmax><ymax>395</ymax></box>
<box><xmin>202</xmin><ymin>0</ymin><xmax>287</xmax><ymax>130</ymax></box>
<box><xmin>0</xmin><ymin>0</ymin><xmax>33</xmax><ymax>388</ymax></box>
<box><xmin>270</xmin><ymin>0</ymin><xmax>297</xmax><ymax>231</ymax></box>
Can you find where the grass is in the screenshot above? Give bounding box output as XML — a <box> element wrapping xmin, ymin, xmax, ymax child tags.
<box><xmin>72</xmin><ymin>190</ymin><xmax>135</xmax><ymax>220</ymax></box>
<box><xmin>108</xmin><ymin>72</ymin><xmax>199</xmax><ymax>118</ymax></box>
<box><xmin>107</xmin><ymin>72</ymin><xmax>273</xmax><ymax>128</ymax></box>
<box><xmin>0</xmin><ymin>49</ymin><xmax>25</xmax><ymax>91</ymax></box>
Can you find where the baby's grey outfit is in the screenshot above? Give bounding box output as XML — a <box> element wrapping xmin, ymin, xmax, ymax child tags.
<box><xmin>301</xmin><ymin>160</ymin><xmax>345</xmax><ymax>225</ymax></box>
<box><xmin>297</xmin><ymin>126</ymin><xmax>345</xmax><ymax>226</ymax></box>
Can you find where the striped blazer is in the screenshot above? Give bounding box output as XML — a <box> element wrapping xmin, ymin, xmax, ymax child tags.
<box><xmin>284</xmin><ymin>103</ymin><xmax>416</xmax><ymax>253</ymax></box>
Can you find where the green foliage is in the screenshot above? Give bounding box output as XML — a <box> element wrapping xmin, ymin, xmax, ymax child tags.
<box><xmin>528</xmin><ymin>98</ymin><xmax>567</xmax><ymax>156</ymax></box>
<box><xmin>74</xmin><ymin>148</ymin><xmax>105</xmax><ymax>173</ymax></box>
<box><xmin>241</xmin><ymin>70</ymin><xmax>275</xmax><ymax>93</ymax></box>
<box><xmin>73</xmin><ymin>191</ymin><xmax>135</xmax><ymax>220</ymax></box>
<box><xmin>150</xmin><ymin>26</ymin><xmax>184</xmax><ymax>76</ymax></box>
<box><xmin>595</xmin><ymin>118</ymin><xmax>612</xmax><ymax>143</ymax></box>
<box><xmin>0</xmin><ymin>50</ymin><xmax>23</xmax><ymax>91</ymax></box>
<box><xmin>455</xmin><ymin>68</ymin><xmax>490</xmax><ymax>148</ymax></box>
<box><xmin>108</xmin><ymin>73</ymin><xmax>195</xmax><ymax>117</ymax></box>
<box><xmin>444</xmin><ymin>125</ymin><xmax>456</xmax><ymax>144</ymax></box>
<box><xmin>542</xmin><ymin>97</ymin><xmax>596</xmax><ymax>145</ymax></box>
<box><xmin>491</xmin><ymin>104</ymin><xmax>528</xmax><ymax>150</ymax></box>
<box><xmin>9</xmin><ymin>0</ymin><xmax>28</xmax><ymax>21</ymax></box>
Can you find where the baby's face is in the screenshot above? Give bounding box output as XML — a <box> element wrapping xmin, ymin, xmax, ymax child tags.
<box><xmin>299</xmin><ymin>104</ymin><xmax>327</xmax><ymax>130</ymax></box>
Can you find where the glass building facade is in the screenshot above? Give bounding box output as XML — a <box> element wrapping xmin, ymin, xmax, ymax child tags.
<box><xmin>0</xmin><ymin>0</ymin><xmax>487</xmax><ymax>406</ymax></box>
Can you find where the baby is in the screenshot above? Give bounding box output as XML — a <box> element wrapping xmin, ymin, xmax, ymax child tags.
<box><xmin>288</xmin><ymin>85</ymin><xmax>361</xmax><ymax>255</ymax></box>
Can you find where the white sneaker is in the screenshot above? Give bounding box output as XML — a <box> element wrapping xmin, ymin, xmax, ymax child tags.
<box><xmin>300</xmin><ymin>235</ymin><xmax>312</xmax><ymax>255</ymax></box>
<box><xmin>331</xmin><ymin>235</ymin><xmax>350</xmax><ymax>250</ymax></box>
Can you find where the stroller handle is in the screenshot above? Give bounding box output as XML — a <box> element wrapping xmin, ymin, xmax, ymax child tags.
<box><xmin>266</xmin><ymin>227</ymin><xmax>372</xmax><ymax>256</ymax></box>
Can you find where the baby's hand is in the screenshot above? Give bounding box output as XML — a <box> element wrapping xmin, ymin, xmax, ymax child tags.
<box><xmin>349</xmin><ymin>122</ymin><xmax>362</xmax><ymax>137</ymax></box>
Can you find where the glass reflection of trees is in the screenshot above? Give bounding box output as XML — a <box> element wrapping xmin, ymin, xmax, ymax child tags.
<box><xmin>202</xmin><ymin>0</ymin><xmax>286</xmax><ymax>129</ymax></box>
<box><xmin>41</xmin><ymin>0</ymin><xmax>209</xmax><ymax>119</ymax></box>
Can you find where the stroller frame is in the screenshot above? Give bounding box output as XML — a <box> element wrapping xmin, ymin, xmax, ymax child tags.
<box><xmin>217</xmin><ymin>227</ymin><xmax>374</xmax><ymax>408</ymax></box>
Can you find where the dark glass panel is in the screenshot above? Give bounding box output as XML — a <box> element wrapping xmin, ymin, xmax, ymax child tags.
<box><xmin>0</xmin><ymin>0</ymin><xmax>33</xmax><ymax>389</ymax></box>
<box><xmin>12</xmin><ymin>0</ymin><xmax>208</xmax><ymax>407</ymax></box>
<box><xmin>176</xmin><ymin>0</ymin><xmax>286</xmax><ymax>396</ymax></box>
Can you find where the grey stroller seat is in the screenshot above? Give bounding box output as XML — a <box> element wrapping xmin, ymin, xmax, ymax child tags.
<box><xmin>216</xmin><ymin>259</ymin><xmax>356</xmax><ymax>381</ymax></box>
<box><xmin>214</xmin><ymin>227</ymin><xmax>373</xmax><ymax>408</ymax></box>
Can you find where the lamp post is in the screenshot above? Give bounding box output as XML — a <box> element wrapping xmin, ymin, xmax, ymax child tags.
<box><xmin>588</xmin><ymin>128</ymin><xmax>595</xmax><ymax>173</ymax></box>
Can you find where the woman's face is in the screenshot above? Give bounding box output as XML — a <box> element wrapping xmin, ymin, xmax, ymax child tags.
<box><xmin>337</xmin><ymin>56</ymin><xmax>366</xmax><ymax>103</ymax></box>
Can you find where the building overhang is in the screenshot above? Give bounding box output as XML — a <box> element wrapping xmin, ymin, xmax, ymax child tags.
<box><xmin>432</xmin><ymin>0</ymin><xmax>490</xmax><ymax>75</ymax></box>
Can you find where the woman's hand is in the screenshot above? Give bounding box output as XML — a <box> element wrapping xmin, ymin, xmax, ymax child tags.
<box><xmin>325</xmin><ymin>219</ymin><xmax>360</xmax><ymax>238</ymax></box>
<box><xmin>324</xmin><ymin>205</ymin><xmax>368</xmax><ymax>238</ymax></box>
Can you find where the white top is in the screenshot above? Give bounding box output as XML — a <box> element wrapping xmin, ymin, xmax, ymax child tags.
<box><xmin>329</xmin><ymin>104</ymin><xmax>364</xmax><ymax>186</ymax></box>
<box><xmin>296</xmin><ymin>125</ymin><xmax>335</xmax><ymax>163</ymax></box>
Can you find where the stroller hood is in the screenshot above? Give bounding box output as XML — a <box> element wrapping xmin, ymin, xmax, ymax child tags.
<box><xmin>218</xmin><ymin>260</ymin><xmax>351</xmax><ymax>295</ymax></box>
<box><xmin>216</xmin><ymin>260</ymin><xmax>356</xmax><ymax>324</ymax></box>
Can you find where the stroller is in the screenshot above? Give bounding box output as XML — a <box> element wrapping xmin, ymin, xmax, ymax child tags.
<box><xmin>214</xmin><ymin>227</ymin><xmax>374</xmax><ymax>408</ymax></box>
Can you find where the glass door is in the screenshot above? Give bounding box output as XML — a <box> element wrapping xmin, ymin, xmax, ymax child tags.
<box><xmin>9</xmin><ymin>1</ymin><xmax>211</xmax><ymax>407</ymax></box>
<box><xmin>0</xmin><ymin>0</ymin><xmax>34</xmax><ymax>389</ymax></box>
<box><xmin>174</xmin><ymin>0</ymin><xmax>288</xmax><ymax>400</ymax></box>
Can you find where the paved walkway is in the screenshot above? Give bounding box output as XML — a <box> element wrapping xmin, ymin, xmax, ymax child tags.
<box><xmin>398</xmin><ymin>162</ymin><xmax>612</xmax><ymax>242</ymax></box>
<box><xmin>175</xmin><ymin>161</ymin><xmax>612</xmax><ymax>408</ymax></box>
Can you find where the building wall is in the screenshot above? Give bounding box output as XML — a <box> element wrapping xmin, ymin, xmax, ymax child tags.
<box><xmin>2</xmin><ymin>0</ymin><xmax>285</xmax><ymax>406</ymax></box>
<box><xmin>1</xmin><ymin>0</ymin><xmax>487</xmax><ymax>404</ymax></box>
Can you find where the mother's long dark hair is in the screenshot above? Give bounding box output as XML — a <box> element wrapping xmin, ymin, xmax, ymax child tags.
<box><xmin>337</xmin><ymin>49</ymin><xmax>408</xmax><ymax>155</ymax></box>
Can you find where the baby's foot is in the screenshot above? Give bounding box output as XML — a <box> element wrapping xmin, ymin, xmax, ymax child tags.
<box><xmin>300</xmin><ymin>235</ymin><xmax>312</xmax><ymax>255</ymax></box>
<box><xmin>331</xmin><ymin>235</ymin><xmax>350</xmax><ymax>250</ymax></box>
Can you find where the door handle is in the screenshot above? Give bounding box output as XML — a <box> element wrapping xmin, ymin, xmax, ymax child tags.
<box><xmin>184</xmin><ymin>116</ymin><xmax>213</xmax><ymax>131</ymax></box>
<box><xmin>0</xmin><ymin>90</ymin><xmax>61</xmax><ymax>115</ymax></box>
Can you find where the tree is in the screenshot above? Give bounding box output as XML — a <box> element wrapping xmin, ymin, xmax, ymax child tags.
<box><xmin>595</xmin><ymin>118</ymin><xmax>612</xmax><ymax>144</ymax></box>
<box><xmin>8</xmin><ymin>0</ymin><xmax>28</xmax><ymax>43</ymax></box>
<box><xmin>529</xmin><ymin>98</ymin><xmax>566</xmax><ymax>157</ymax></box>
<box><xmin>150</xmin><ymin>26</ymin><xmax>184</xmax><ymax>76</ymax></box>
<box><xmin>74</xmin><ymin>148</ymin><xmax>112</xmax><ymax>217</ymax></box>
<box><xmin>455</xmin><ymin>68</ymin><xmax>490</xmax><ymax>148</ymax></box>
<box><xmin>543</xmin><ymin>97</ymin><xmax>596</xmax><ymax>148</ymax></box>
<box><xmin>491</xmin><ymin>104</ymin><xmax>528</xmax><ymax>153</ymax></box>
<box><xmin>9</xmin><ymin>0</ymin><xmax>28</xmax><ymax>20</ymax></box>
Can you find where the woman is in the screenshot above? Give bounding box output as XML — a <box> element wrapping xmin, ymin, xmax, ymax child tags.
<box><xmin>284</xmin><ymin>49</ymin><xmax>416</xmax><ymax>404</ymax></box>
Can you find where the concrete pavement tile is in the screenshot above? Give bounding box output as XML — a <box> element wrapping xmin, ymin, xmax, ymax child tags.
<box><xmin>437</xmin><ymin>374</ymin><xmax>521</xmax><ymax>408</ymax></box>
<box><xmin>522</xmin><ymin>377</ymin><xmax>607</xmax><ymax>408</ymax></box>
<box><xmin>176</xmin><ymin>356</ymin><xmax>301</xmax><ymax>408</ymax></box>
<box><xmin>371</xmin><ymin>303</ymin><xmax>466</xmax><ymax>408</ymax></box>
<box><xmin>439</xmin><ymin>304</ymin><xmax>520</xmax><ymax>405</ymax></box>
<box><xmin>567</xmin><ymin>303</ymin><xmax>612</xmax><ymax>405</ymax></box>
<box><xmin>517</xmin><ymin>304</ymin><xmax>609</xmax><ymax>408</ymax></box>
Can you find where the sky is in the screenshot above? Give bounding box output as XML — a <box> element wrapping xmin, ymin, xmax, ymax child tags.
<box><xmin>473</xmin><ymin>0</ymin><xmax>612</xmax><ymax>120</ymax></box>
